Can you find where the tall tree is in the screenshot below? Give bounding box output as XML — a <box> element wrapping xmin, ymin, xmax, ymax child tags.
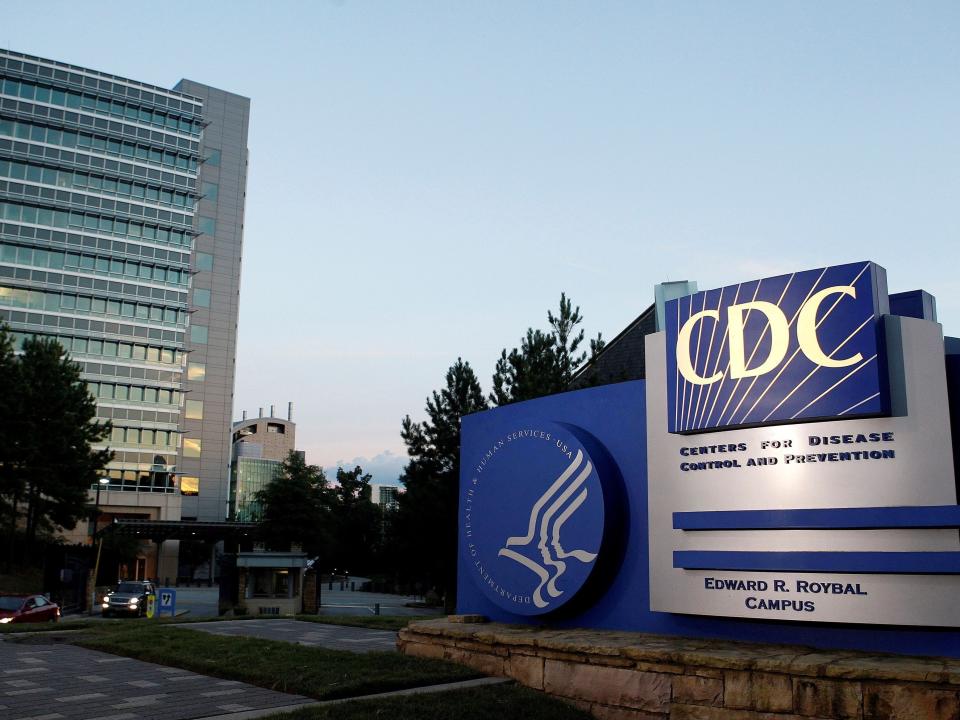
<box><xmin>394</xmin><ymin>358</ymin><xmax>487</xmax><ymax>609</ymax></box>
<box><xmin>255</xmin><ymin>451</ymin><xmax>332</xmax><ymax>557</ymax></box>
<box><xmin>330</xmin><ymin>465</ymin><xmax>382</xmax><ymax>574</ymax></box>
<box><xmin>5</xmin><ymin>335</ymin><xmax>113</xmax><ymax>551</ymax></box>
<box><xmin>490</xmin><ymin>293</ymin><xmax>605</xmax><ymax>405</ymax></box>
<box><xmin>0</xmin><ymin>326</ymin><xmax>20</xmax><ymax>551</ymax></box>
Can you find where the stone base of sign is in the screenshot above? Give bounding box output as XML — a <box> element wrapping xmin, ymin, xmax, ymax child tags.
<box><xmin>397</xmin><ymin>619</ymin><xmax>960</xmax><ymax>720</ymax></box>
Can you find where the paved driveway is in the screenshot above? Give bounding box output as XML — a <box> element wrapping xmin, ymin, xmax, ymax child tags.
<box><xmin>0</xmin><ymin>638</ymin><xmax>312</xmax><ymax>720</ymax></box>
<box><xmin>184</xmin><ymin>620</ymin><xmax>398</xmax><ymax>652</ymax></box>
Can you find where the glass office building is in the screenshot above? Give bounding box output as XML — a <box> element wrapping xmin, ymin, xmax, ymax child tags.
<box><xmin>0</xmin><ymin>50</ymin><xmax>249</xmax><ymax>549</ymax></box>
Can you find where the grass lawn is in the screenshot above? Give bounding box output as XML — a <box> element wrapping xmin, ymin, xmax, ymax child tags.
<box><xmin>268</xmin><ymin>684</ymin><xmax>593</xmax><ymax>720</ymax></box>
<box><xmin>70</xmin><ymin>623</ymin><xmax>481</xmax><ymax>700</ymax></box>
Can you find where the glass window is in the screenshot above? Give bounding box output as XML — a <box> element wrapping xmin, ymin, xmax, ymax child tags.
<box><xmin>180</xmin><ymin>476</ymin><xmax>199</xmax><ymax>496</ymax></box>
<box><xmin>187</xmin><ymin>362</ymin><xmax>205</xmax><ymax>381</ymax></box>
<box><xmin>132</xmin><ymin>344</ymin><xmax>146</xmax><ymax>360</ymax></box>
<box><xmin>183</xmin><ymin>438</ymin><xmax>201</xmax><ymax>458</ymax></box>
<box><xmin>115</xmin><ymin>385</ymin><xmax>128</xmax><ymax>400</ymax></box>
<box><xmin>198</xmin><ymin>216</ymin><xmax>216</xmax><ymax>235</ymax></box>
<box><xmin>185</xmin><ymin>399</ymin><xmax>203</xmax><ymax>420</ymax></box>
<box><xmin>201</xmin><ymin>182</ymin><xmax>218</xmax><ymax>202</ymax></box>
<box><xmin>159</xmin><ymin>389</ymin><xmax>172</xmax><ymax>405</ymax></box>
<box><xmin>146</xmin><ymin>346</ymin><xmax>160</xmax><ymax>362</ymax></box>
<box><xmin>195</xmin><ymin>253</ymin><xmax>213</xmax><ymax>272</ymax></box>
<box><xmin>118</xmin><ymin>343</ymin><xmax>132</xmax><ymax>359</ymax></box>
<box><xmin>193</xmin><ymin>288</ymin><xmax>210</xmax><ymax>308</ymax></box>
<box><xmin>205</xmin><ymin>149</ymin><xmax>221</xmax><ymax>166</ymax></box>
<box><xmin>129</xmin><ymin>386</ymin><xmax>144</xmax><ymax>401</ymax></box>
<box><xmin>190</xmin><ymin>325</ymin><xmax>208</xmax><ymax>344</ymax></box>
<box><xmin>144</xmin><ymin>387</ymin><xmax>158</xmax><ymax>403</ymax></box>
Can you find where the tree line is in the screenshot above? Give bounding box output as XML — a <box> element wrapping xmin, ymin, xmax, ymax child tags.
<box><xmin>256</xmin><ymin>294</ymin><xmax>606</xmax><ymax>607</ymax></box>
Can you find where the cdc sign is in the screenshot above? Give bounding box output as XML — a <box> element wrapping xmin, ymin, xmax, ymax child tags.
<box><xmin>664</xmin><ymin>261</ymin><xmax>889</xmax><ymax>433</ymax></box>
<box><xmin>458</xmin><ymin>260</ymin><xmax>960</xmax><ymax>658</ymax></box>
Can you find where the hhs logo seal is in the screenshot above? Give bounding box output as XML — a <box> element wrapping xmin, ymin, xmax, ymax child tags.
<box><xmin>461</xmin><ymin>422</ymin><xmax>613</xmax><ymax>616</ymax></box>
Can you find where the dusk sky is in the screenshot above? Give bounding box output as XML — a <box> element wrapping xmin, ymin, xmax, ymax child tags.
<box><xmin>8</xmin><ymin>1</ymin><xmax>959</xmax><ymax>485</ymax></box>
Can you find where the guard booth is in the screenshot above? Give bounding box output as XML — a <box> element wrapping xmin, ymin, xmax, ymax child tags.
<box><xmin>232</xmin><ymin>551</ymin><xmax>309</xmax><ymax>616</ymax></box>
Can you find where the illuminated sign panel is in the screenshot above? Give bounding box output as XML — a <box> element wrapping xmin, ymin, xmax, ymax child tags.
<box><xmin>664</xmin><ymin>261</ymin><xmax>888</xmax><ymax>433</ymax></box>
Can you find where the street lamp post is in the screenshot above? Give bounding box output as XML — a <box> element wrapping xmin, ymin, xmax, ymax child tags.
<box><xmin>89</xmin><ymin>477</ymin><xmax>109</xmax><ymax>614</ymax></box>
<box><xmin>92</xmin><ymin>477</ymin><xmax>109</xmax><ymax>538</ymax></box>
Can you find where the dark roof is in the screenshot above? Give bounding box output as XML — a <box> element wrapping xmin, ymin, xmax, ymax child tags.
<box><xmin>99</xmin><ymin>519</ymin><xmax>258</xmax><ymax>542</ymax></box>
<box><xmin>571</xmin><ymin>303</ymin><xmax>657</xmax><ymax>388</ymax></box>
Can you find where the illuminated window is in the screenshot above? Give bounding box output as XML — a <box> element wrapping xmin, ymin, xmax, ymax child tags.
<box><xmin>180</xmin><ymin>476</ymin><xmax>199</xmax><ymax>496</ymax></box>
<box><xmin>183</xmin><ymin>438</ymin><xmax>201</xmax><ymax>457</ymax></box>
<box><xmin>185</xmin><ymin>400</ymin><xmax>204</xmax><ymax>420</ymax></box>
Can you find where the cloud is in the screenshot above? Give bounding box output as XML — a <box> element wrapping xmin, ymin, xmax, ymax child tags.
<box><xmin>325</xmin><ymin>449</ymin><xmax>407</xmax><ymax>487</ymax></box>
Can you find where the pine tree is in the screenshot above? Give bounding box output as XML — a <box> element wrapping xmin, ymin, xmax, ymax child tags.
<box><xmin>8</xmin><ymin>335</ymin><xmax>113</xmax><ymax>551</ymax></box>
<box><xmin>490</xmin><ymin>293</ymin><xmax>604</xmax><ymax>405</ymax></box>
<box><xmin>395</xmin><ymin>358</ymin><xmax>487</xmax><ymax>609</ymax></box>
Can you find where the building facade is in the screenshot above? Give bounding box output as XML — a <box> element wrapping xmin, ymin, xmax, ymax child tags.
<box><xmin>0</xmin><ymin>49</ymin><xmax>248</xmax><ymax>576</ymax></box>
<box><xmin>230</xmin><ymin>410</ymin><xmax>297</xmax><ymax>522</ymax></box>
<box><xmin>370</xmin><ymin>483</ymin><xmax>399</xmax><ymax>512</ymax></box>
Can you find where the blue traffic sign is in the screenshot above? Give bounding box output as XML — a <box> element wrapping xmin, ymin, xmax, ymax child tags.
<box><xmin>157</xmin><ymin>588</ymin><xmax>176</xmax><ymax>617</ymax></box>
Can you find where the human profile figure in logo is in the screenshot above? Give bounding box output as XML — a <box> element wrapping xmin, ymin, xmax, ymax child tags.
<box><xmin>498</xmin><ymin>449</ymin><xmax>598</xmax><ymax>609</ymax></box>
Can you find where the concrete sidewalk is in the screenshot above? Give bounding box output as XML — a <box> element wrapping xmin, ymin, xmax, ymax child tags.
<box><xmin>184</xmin><ymin>619</ymin><xmax>399</xmax><ymax>652</ymax></box>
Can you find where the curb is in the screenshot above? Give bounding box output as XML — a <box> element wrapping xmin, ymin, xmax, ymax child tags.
<box><xmin>192</xmin><ymin>677</ymin><xmax>513</xmax><ymax>719</ymax></box>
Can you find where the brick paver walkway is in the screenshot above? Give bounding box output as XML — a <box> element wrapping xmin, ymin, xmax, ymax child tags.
<box><xmin>0</xmin><ymin>638</ymin><xmax>313</xmax><ymax>720</ymax></box>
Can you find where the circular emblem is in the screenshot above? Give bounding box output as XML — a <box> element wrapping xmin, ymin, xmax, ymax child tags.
<box><xmin>461</xmin><ymin>422</ymin><xmax>614</xmax><ymax>616</ymax></box>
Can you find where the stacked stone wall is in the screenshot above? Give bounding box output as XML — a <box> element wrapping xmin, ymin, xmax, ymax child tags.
<box><xmin>398</xmin><ymin>619</ymin><xmax>960</xmax><ymax>719</ymax></box>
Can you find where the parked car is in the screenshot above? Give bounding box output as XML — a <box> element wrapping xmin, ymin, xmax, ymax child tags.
<box><xmin>0</xmin><ymin>594</ymin><xmax>61</xmax><ymax>624</ymax></box>
<box><xmin>102</xmin><ymin>581</ymin><xmax>155</xmax><ymax>617</ymax></box>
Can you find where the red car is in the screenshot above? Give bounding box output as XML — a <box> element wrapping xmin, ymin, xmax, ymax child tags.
<box><xmin>0</xmin><ymin>594</ymin><xmax>61</xmax><ymax>624</ymax></box>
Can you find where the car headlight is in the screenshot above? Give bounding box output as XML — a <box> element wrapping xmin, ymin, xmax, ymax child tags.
<box><xmin>129</xmin><ymin>599</ymin><xmax>139</xmax><ymax>605</ymax></box>
<box><xmin>103</xmin><ymin>595</ymin><xmax>111</xmax><ymax>603</ymax></box>
<box><xmin>102</xmin><ymin>603</ymin><xmax>109</xmax><ymax>608</ymax></box>
<box><xmin>0</xmin><ymin>617</ymin><xmax>12</xmax><ymax>624</ymax></box>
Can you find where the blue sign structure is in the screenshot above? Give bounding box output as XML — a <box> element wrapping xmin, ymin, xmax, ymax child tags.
<box><xmin>458</xmin><ymin>260</ymin><xmax>960</xmax><ymax>658</ymax></box>
<box><xmin>664</xmin><ymin>261</ymin><xmax>888</xmax><ymax>433</ymax></box>
<box><xmin>461</xmin><ymin>421</ymin><xmax>623</xmax><ymax>616</ymax></box>
<box><xmin>157</xmin><ymin>588</ymin><xmax>176</xmax><ymax>617</ymax></box>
